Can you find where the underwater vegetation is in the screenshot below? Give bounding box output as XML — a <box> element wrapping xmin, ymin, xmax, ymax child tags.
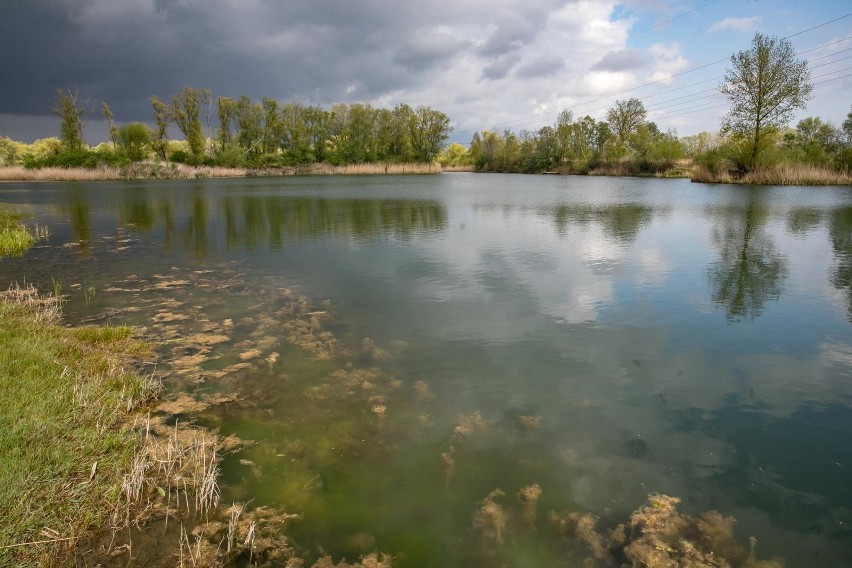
<box><xmin>55</xmin><ymin>258</ymin><xmax>793</xmax><ymax>567</ymax></box>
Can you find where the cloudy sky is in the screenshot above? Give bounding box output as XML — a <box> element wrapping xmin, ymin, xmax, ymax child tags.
<box><xmin>1</xmin><ymin>0</ymin><xmax>850</xmax><ymax>144</ymax></box>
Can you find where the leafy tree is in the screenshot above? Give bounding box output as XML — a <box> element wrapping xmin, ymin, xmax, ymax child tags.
<box><xmin>842</xmin><ymin>106</ymin><xmax>852</xmax><ymax>144</ymax></box>
<box><xmin>216</xmin><ymin>96</ymin><xmax>236</xmax><ymax>154</ymax></box>
<box><xmin>53</xmin><ymin>88</ymin><xmax>87</xmax><ymax>151</ymax></box>
<box><xmin>606</xmin><ymin>98</ymin><xmax>646</xmax><ymax>147</ymax></box>
<box><xmin>261</xmin><ymin>97</ymin><xmax>284</xmax><ymax>154</ymax></box>
<box><xmin>171</xmin><ymin>87</ymin><xmax>211</xmax><ymax>164</ymax></box>
<box><xmin>720</xmin><ymin>33</ymin><xmax>812</xmax><ymax>170</ymax></box>
<box><xmin>408</xmin><ymin>106</ymin><xmax>451</xmax><ymax>162</ymax></box>
<box><xmin>150</xmin><ymin>96</ymin><xmax>172</xmax><ymax>161</ymax></box>
<box><xmin>0</xmin><ymin>137</ymin><xmax>26</xmax><ymax>166</ymax></box>
<box><xmin>116</xmin><ymin>122</ymin><xmax>151</xmax><ymax>162</ymax></box>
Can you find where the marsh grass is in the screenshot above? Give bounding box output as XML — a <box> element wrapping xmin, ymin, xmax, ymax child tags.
<box><xmin>0</xmin><ymin>161</ymin><xmax>437</xmax><ymax>181</ymax></box>
<box><xmin>692</xmin><ymin>163</ymin><xmax>852</xmax><ymax>185</ymax></box>
<box><xmin>0</xmin><ymin>285</ymin><xmax>159</xmax><ymax>567</ymax></box>
<box><xmin>309</xmin><ymin>162</ymin><xmax>440</xmax><ymax>175</ymax></box>
<box><xmin>0</xmin><ymin>164</ymin><xmax>248</xmax><ymax>181</ymax></box>
<box><xmin>0</xmin><ymin>208</ymin><xmax>47</xmax><ymax>258</ymax></box>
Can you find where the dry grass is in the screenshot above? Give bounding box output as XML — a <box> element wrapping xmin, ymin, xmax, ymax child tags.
<box><xmin>0</xmin><ymin>165</ymin><xmax>124</xmax><ymax>181</ymax></box>
<box><xmin>0</xmin><ymin>164</ymin><xmax>248</xmax><ymax>182</ymax></box>
<box><xmin>692</xmin><ymin>163</ymin><xmax>852</xmax><ymax>186</ymax></box>
<box><xmin>313</xmin><ymin>162</ymin><xmax>440</xmax><ymax>175</ymax></box>
<box><xmin>440</xmin><ymin>164</ymin><xmax>476</xmax><ymax>172</ymax></box>
<box><xmin>740</xmin><ymin>164</ymin><xmax>852</xmax><ymax>186</ymax></box>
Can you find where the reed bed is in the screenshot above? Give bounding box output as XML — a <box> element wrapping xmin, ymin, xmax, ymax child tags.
<box><xmin>0</xmin><ymin>164</ymin><xmax>248</xmax><ymax>182</ymax></box>
<box><xmin>0</xmin><ymin>165</ymin><xmax>124</xmax><ymax>181</ymax></box>
<box><xmin>692</xmin><ymin>163</ymin><xmax>852</xmax><ymax>185</ymax></box>
<box><xmin>311</xmin><ymin>162</ymin><xmax>440</xmax><ymax>175</ymax></box>
<box><xmin>740</xmin><ymin>164</ymin><xmax>852</xmax><ymax>185</ymax></box>
<box><xmin>0</xmin><ymin>162</ymin><xmax>438</xmax><ymax>181</ymax></box>
<box><xmin>440</xmin><ymin>164</ymin><xmax>476</xmax><ymax>172</ymax></box>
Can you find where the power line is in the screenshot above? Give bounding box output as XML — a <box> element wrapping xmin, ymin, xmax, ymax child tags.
<box><xmin>454</xmin><ymin>12</ymin><xmax>852</xmax><ymax>135</ymax></box>
<box><xmin>632</xmin><ymin>0</ymin><xmax>721</xmax><ymax>36</ymax></box>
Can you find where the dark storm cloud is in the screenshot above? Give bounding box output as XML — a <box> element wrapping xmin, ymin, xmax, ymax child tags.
<box><xmin>393</xmin><ymin>33</ymin><xmax>472</xmax><ymax>72</ymax></box>
<box><xmin>0</xmin><ymin>0</ymin><xmax>581</xmax><ymax>139</ymax></box>
<box><xmin>591</xmin><ymin>48</ymin><xmax>646</xmax><ymax>72</ymax></box>
<box><xmin>0</xmin><ymin>0</ymin><xmax>436</xmax><ymax>121</ymax></box>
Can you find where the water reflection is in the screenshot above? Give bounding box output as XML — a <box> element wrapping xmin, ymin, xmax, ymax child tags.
<box><xmin>706</xmin><ymin>193</ymin><xmax>788</xmax><ymax>321</ymax></box>
<box><xmin>550</xmin><ymin>203</ymin><xmax>656</xmax><ymax>242</ymax></box>
<box><xmin>829</xmin><ymin>207</ymin><xmax>852</xmax><ymax>320</ymax></box>
<box><xmin>3</xmin><ymin>176</ymin><xmax>851</xmax><ymax>566</ymax></box>
<box><xmin>221</xmin><ymin>197</ymin><xmax>447</xmax><ymax>249</ymax></box>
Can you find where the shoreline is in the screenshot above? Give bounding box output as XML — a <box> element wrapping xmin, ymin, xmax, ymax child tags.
<box><xmin>1</xmin><ymin>162</ymin><xmax>849</xmax><ymax>186</ymax></box>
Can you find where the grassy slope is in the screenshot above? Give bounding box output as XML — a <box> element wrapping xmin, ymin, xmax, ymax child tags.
<box><xmin>0</xmin><ymin>212</ymin><xmax>153</xmax><ymax>566</ymax></box>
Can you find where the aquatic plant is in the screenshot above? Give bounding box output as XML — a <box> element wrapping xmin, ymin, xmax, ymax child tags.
<box><xmin>472</xmin><ymin>489</ymin><xmax>509</xmax><ymax>545</ymax></box>
<box><xmin>453</xmin><ymin>410</ymin><xmax>487</xmax><ymax>440</ymax></box>
<box><xmin>517</xmin><ymin>483</ymin><xmax>543</xmax><ymax>526</ymax></box>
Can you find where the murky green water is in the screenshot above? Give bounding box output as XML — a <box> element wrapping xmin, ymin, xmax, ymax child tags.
<box><xmin>2</xmin><ymin>174</ymin><xmax>851</xmax><ymax>566</ymax></box>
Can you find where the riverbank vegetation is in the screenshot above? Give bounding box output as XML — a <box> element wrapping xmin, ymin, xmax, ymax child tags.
<box><xmin>0</xmin><ymin>285</ymin><xmax>159</xmax><ymax>566</ymax></box>
<box><xmin>0</xmin><ymin>89</ymin><xmax>451</xmax><ymax>179</ymax></box>
<box><xmin>458</xmin><ymin>33</ymin><xmax>851</xmax><ymax>185</ymax></box>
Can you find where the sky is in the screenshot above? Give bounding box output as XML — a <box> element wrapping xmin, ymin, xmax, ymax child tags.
<box><xmin>0</xmin><ymin>0</ymin><xmax>850</xmax><ymax>145</ymax></box>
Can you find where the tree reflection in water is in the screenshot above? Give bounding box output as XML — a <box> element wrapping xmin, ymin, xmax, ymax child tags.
<box><xmin>706</xmin><ymin>193</ymin><xmax>788</xmax><ymax>321</ymax></box>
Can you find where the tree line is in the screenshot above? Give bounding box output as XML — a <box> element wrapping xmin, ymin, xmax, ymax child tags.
<box><xmin>446</xmin><ymin>33</ymin><xmax>851</xmax><ymax>180</ymax></box>
<box><xmin>0</xmin><ymin>87</ymin><xmax>451</xmax><ymax>169</ymax></box>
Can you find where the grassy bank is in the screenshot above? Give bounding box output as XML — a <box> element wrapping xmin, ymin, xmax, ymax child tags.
<box><xmin>0</xmin><ymin>287</ymin><xmax>159</xmax><ymax>566</ymax></box>
<box><xmin>0</xmin><ymin>211</ymin><xmax>157</xmax><ymax>565</ymax></box>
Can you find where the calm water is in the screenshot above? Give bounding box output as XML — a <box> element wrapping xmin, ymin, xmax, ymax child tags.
<box><xmin>2</xmin><ymin>174</ymin><xmax>851</xmax><ymax>566</ymax></box>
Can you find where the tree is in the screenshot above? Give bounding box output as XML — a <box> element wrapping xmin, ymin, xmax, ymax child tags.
<box><xmin>116</xmin><ymin>122</ymin><xmax>151</xmax><ymax>162</ymax></box>
<box><xmin>150</xmin><ymin>96</ymin><xmax>172</xmax><ymax>161</ymax></box>
<box><xmin>216</xmin><ymin>96</ymin><xmax>236</xmax><ymax>154</ymax></box>
<box><xmin>842</xmin><ymin>106</ymin><xmax>852</xmax><ymax>144</ymax></box>
<box><xmin>171</xmin><ymin>87</ymin><xmax>211</xmax><ymax>164</ymax></box>
<box><xmin>606</xmin><ymin>98</ymin><xmax>646</xmax><ymax>147</ymax></box>
<box><xmin>408</xmin><ymin>106</ymin><xmax>451</xmax><ymax>162</ymax></box>
<box><xmin>101</xmin><ymin>102</ymin><xmax>117</xmax><ymax>152</ymax></box>
<box><xmin>720</xmin><ymin>33</ymin><xmax>812</xmax><ymax>170</ymax></box>
<box><xmin>53</xmin><ymin>88</ymin><xmax>87</xmax><ymax>151</ymax></box>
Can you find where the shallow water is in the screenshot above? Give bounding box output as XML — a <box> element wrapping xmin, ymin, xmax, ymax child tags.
<box><xmin>1</xmin><ymin>174</ymin><xmax>851</xmax><ymax>566</ymax></box>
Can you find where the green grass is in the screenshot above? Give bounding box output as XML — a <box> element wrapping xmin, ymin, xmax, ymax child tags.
<box><xmin>0</xmin><ymin>289</ymin><xmax>156</xmax><ymax>566</ymax></box>
<box><xmin>0</xmin><ymin>209</ymin><xmax>36</xmax><ymax>257</ymax></box>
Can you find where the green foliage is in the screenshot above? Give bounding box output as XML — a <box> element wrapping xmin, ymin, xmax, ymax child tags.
<box><xmin>0</xmin><ymin>209</ymin><xmax>35</xmax><ymax>258</ymax></box>
<box><xmin>720</xmin><ymin>33</ymin><xmax>812</xmax><ymax>170</ymax></box>
<box><xmin>116</xmin><ymin>122</ymin><xmax>151</xmax><ymax>162</ymax></box>
<box><xmin>437</xmin><ymin>142</ymin><xmax>471</xmax><ymax>167</ymax></box>
<box><xmin>149</xmin><ymin>95</ymin><xmax>172</xmax><ymax>161</ymax></box>
<box><xmin>53</xmin><ymin>88</ymin><xmax>86</xmax><ymax>151</ymax></box>
<box><xmin>0</xmin><ymin>136</ymin><xmax>26</xmax><ymax>166</ymax></box>
<box><xmin>606</xmin><ymin>98</ymin><xmax>647</xmax><ymax>147</ymax></box>
<box><xmin>171</xmin><ymin>87</ymin><xmax>211</xmax><ymax>164</ymax></box>
<box><xmin>468</xmin><ymin>105</ymin><xmax>681</xmax><ymax>175</ymax></box>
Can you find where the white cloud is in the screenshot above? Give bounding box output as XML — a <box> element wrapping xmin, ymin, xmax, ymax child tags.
<box><xmin>708</xmin><ymin>16</ymin><xmax>762</xmax><ymax>33</ymax></box>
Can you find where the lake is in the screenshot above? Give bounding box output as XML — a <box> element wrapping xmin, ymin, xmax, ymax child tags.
<box><xmin>1</xmin><ymin>173</ymin><xmax>850</xmax><ymax>566</ymax></box>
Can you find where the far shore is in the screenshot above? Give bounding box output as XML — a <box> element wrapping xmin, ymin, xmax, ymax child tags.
<box><xmin>1</xmin><ymin>161</ymin><xmax>849</xmax><ymax>186</ymax></box>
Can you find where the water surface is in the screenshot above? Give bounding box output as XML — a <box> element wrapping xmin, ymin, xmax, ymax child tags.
<box><xmin>2</xmin><ymin>174</ymin><xmax>850</xmax><ymax>566</ymax></box>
